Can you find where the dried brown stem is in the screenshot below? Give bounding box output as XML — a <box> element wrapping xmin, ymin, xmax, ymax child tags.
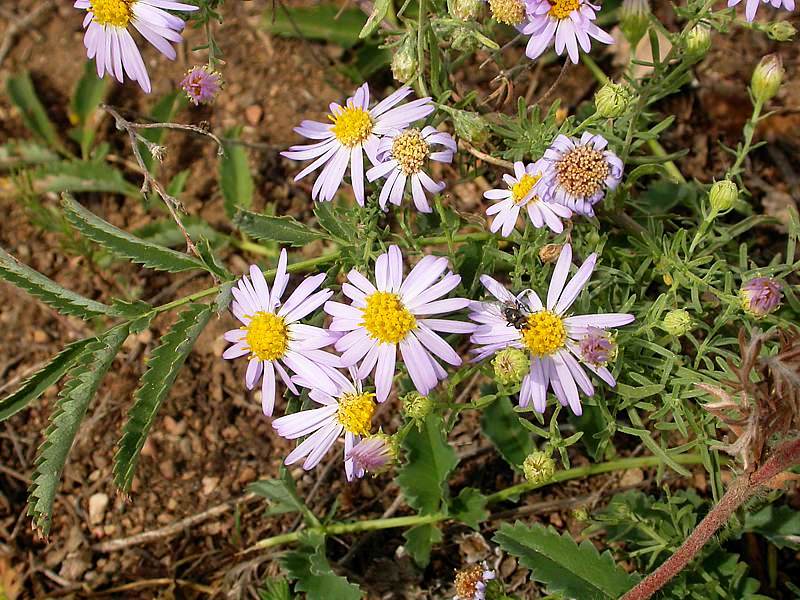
<box><xmin>460</xmin><ymin>140</ymin><xmax>514</xmax><ymax>170</ymax></box>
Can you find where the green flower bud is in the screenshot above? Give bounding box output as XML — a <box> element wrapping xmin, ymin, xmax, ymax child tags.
<box><xmin>449</xmin><ymin>109</ymin><xmax>489</xmax><ymax>144</ymax></box>
<box><xmin>766</xmin><ymin>21</ymin><xmax>796</xmax><ymax>42</ymax></box>
<box><xmin>402</xmin><ymin>392</ymin><xmax>432</xmax><ymax>422</ymax></box>
<box><xmin>685</xmin><ymin>25</ymin><xmax>711</xmax><ymax>61</ymax></box>
<box><xmin>620</xmin><ymin>0</ymin><xmax>650</xmax><ymax>48</ymax></box>
<box><xmin>572</xmin><ymin>507</ymin><xmax>589</xmax><ymax>522</ymax></box>
<box><xmin>391</xmin><ymin>37</ymin><xmax>418</xmax><ymax>83</ymax></box>
<box><xmin>709</xmin><ymin>179</ymin><xmax>738</xmax><ymax>212</ymax></box>
<box><xmin>522</xmin><ymin>451</ymin><xmax>556</xmax><ymax>485</ymax></box>
<box><xmin>488</xmin><ymin>0</ymin><xmax>525</xmax><ymax>26</ymax></box>
<box><xmin>448</xmin><ymin>0</ymin><xmax>481</xmax><ymax>20</ymax></box>
<box><xmin>594</xmin><ymin>83</ymin><xmax>635</xmax><ymax>118</ymax></box>
<box><xmin>492</xmin><ymin>348</ymin><xmax>529</xmax><ymax>386</ymax></box>
<box><xmin>662</xmin><ymin>309</ymin><xmax>694</xmax><ymax>337</ymax></box>
<box><xmin>452</xmin><ymin>27</ymin><xmax>479</xmax><ymax>52</ymax></box>
<box><xmin>751</xmin><ymin>54</ymin><xmax>784</xmax><ymax>103</ymax></box>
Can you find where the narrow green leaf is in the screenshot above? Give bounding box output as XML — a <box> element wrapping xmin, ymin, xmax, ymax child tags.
<box><xmin>264</xmin><ymin>5</ymin><xmax>366</xmax><ymax>49</ymax></box>
<box><xmin>62</xmin><ymin>194</ymin><xmax>204</xmax><ymax>273</ymax></box>
<box><xmin>0</xmin><ymin>338</ymin><xmax>91</xmax><ymax>422</ymax></box>
<box><xmin>69</xmin><ymin>61</ymin><xmax>110</xmax><ymax>158</ymax></box>
<box><xmin>27</xmin><ymin>324</ymin><xmax>129</xmax><ymax>536</ymax></box>
<box><xmin>481</xmin><ymin>396</ymin><xmax>534</xmax><ymax>469</ymax></box>
<box><xmin>259</xmin><ymin>578</ymin><xmax>293</xmax><ymax>600</ymax></box>
<box><xmin>359</xmin><ymin>0</ymin><xmax>389</xmax><ymax>38</ymax></box>
<box><xmin>6</xmin><ymin>71</ymin><xmax>63</xmax><ymax>151</ymax></box>
<box><xmin>235</xmin><ymin>209</ymin><xmax>329</xmax><ymax>247</ymax></box>
<box><xmin>248</xmin><ymin>479</ymin><xmax>306</xmax><ymax>516</ymax></box>
<box><xmin>282</xmin><ymin>531</ymin><xmax>363</xmax><ymax>600</ymax></box>
<box><xmin>31</xmin><ymin>160</ymin><xmax>140</xmax><ymax>197</ymax></box>
<box><xmin>197</xmin><ymin>238</ymin><xmax>233</xmax><ymax>280</ymax></box>
<box><xmin>0</xmin><ymin>244</ymin><xmax>117</xmax><ymax>318</ymax></box>
<box><xmin>113</xmin><ymin>304</ymin><xmax>212</xmax><ymax>492</ymax></box>
<box><xmin>403</xmin><ymin>523</ymin><xmax>443</xmax><ymax>567</ymax></box>
<box><xmin>0</xmin><ymin>140</ymin><xmax>60</xmax><ymax>170</ymax></box>
<box><xmin>397</xmin><ymin>414</ymin><xmax>458</xmax><ymax>514</ymax></box>
<box><xmin>450</xmin><ymin>488</ymin><xmax>488</xmax><ymax>531</ymax></box>
<box><xmin>493</xmin><ymin>522</ymin><xmax>639</xmax><ymax>599</ymax></box>
<box><xmin>313</xmin><ymin>202</ymin><xmax>352</xmax><ymax>242</ymax></box>
<box><xmin>220</xmin><ymin>126</ymin><xmax>254</xmax><ymax>218</ymax></box>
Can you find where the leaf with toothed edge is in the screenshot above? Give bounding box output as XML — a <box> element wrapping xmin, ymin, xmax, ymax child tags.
<box><xmin>281</xmin><ymin>531</ymin><xmax>363</xmax><ymax>600</ymax></box>
<box><xmin>113</xmin><ymin>303</ymin><xmax>213</xmax><ymax>492</ymax></box>
<box><xmin>235</xmin><ymin>209</ymin><xmax>329</xmax><ymax>247</ymax></box>
<box><xmin>27</xmin><ymin>324</ymin><xmax>129</xmax><ymax>536</ymax></box>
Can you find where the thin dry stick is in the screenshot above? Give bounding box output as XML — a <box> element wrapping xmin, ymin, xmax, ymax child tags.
<box><xmin>534</xmin><ymin>60</ymin><xmax>570</xmax><ymax>108</ymax></box>
<box><xmin>460</xmin><ymin>140</ymin><xmax>515</xmax><ymax>170</ymax></box>
<box><xmin>0</xmin><ymin>1</ymin><xmax>55</xmax><ymax>67</ymax></box>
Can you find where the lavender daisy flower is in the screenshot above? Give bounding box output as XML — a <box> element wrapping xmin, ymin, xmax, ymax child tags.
<box><xmin>521</xmin><ymin>0</ymin><xmax>614</xmax><ymax>63</ymax></box>
<box><xmin>272</xmin><ymin>369</ymin><xmax>375</xmax><ymax>481</ymax></box>
<box><xmin>74</xmin><ymin>0</ymin><xmax>198</xmax><ymax>94</ymax></box>
<box><xmin>325</xmin><ymin>245</ymin><xmax>475</xmax><ymax>403</ymax></box>
<box><xmin>484</xmin><ymin>159</ymin><xmax>572</xmax><ymax>236</ymax></box>
<box><xmin>180</xmin><ymin>65</ymin><xmax>223</xmax><ymax>105</ymax></box>
<box><xmin>454</xmin><ymin>563</ymin><xmax>497</xmax><ymax>600</ymax></box>
<box><xmin>469</xmin><ymin>244</ymin><xmax>634</xmax><ymax>415</ymax></box>
<box><xmin>281</xmin><ymin>84</ymin><xmax>435</xmax><ymax>206</ymax></box>
<box><xmin>729</xmin><ymin>0</ymin><xmax>795</xmax><ymax>22</ymax></box>
<box><xmin>740</xmin><ymin>277</ymin><xmax>783</xmax><ymax>317</ymax></box>
<box><xmin>221</xmin><ymin>250</ymin><xmax>342</xmax><ymax>416</ymax></box>
<box><xmin>537</xmin><ymin>132</ymin><xmax>623</xmax><ymax>217</ymax></box>
<box><xmin>366</xmin><ymin>127</ymin><xmax>456</xmax><ymax>213</ymax></box>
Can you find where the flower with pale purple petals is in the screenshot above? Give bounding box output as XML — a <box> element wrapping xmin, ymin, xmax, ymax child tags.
<box><xmin>180</xmin><ymin>65</ymin><xmax>223</xmax><ymax>105</ymax></box>
<box><xmin>469</xmin><ymin>244</ymin><xmax>634</xmax><ymax>415</ymax></box>
<box><xmin>521</xmin><ymin>0</ymin><xmax>614</xmax><ymax>64</ymax></box>
<box><xmin>325</xmin><ymin>245</ymin><xmax>476</xmax><ymax>403</ymax></box>
<box><xmin>454</xmin><ymin>563</ymin><xmax>497</xmax><ymax>600</ymax></box>
<box><xmin>347</xmin><ymin>433</ymin><xmax>395</xmax><ymax>476</ymax></box>
<box><xmin>484</xmin><ymin>159</ymin><xmax>572</xmax><ymax>236</ymax></box>
<box><xmin>740</xmin><ymin>277</ymin><xmax>783</xmax><ymax>318</ymax></box>
<box><xmin>366</xmin><ymin>127</ymin><xmax>456</xmax><ymax>213</ymax></box>
<box><xmin>74</xmin><ymin>0</ymin><xmax>198</xmax><ymax>94</ymax></box>
<box><xmin>272</xmin><ymin>370</ymin><xmax>375</xmax><ymax>481</ymax></box>
<box><xmin>221</xmin><ymin>250</ymin><xmax>342</xmax><ymax>416</ymax></box>
<box><xmin>728</xmin><ymin>0</ymin><xmax>795</xmax><ymax>22</ymax></box>
<box><xmin>281</xmin><ymin>84</ymin><xmax>435</xmax><ymax>205</ymax></box>
<box><xmin>537</xmin><ymin>132</ymin><xmax>623</xmax><ymax>217</ymax></box>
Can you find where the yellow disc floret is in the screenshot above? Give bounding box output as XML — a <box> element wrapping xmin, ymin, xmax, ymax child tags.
<box><xmin>391</xmin><ymin>129</ymin><xmax>430</xmax><ymax>175</ymax></box>
<box><xmin>362</xmin><ymin>292</ymin><xmax>417</xmax><ymax>344</ymax></box>
<box><xmin>511</xmin><ymin>173</ymin><xmax>542</xmax><ymax>204</ymax></box>
<box><xmin>555</xmin><ymin>144</ymin><xmax>609</xmax><ymax>198</ymax></box>
<box><xmin>90</xmin><ymin>0</ymin><xmax>134</xmax><ymax>27</ymax></box>
<box><xmin>330</xmin><ymin>106</ymin><xmax>374</xmax><ymax>147</ymax></box>
<box><xmin>520</xmin><ymin>310</ymin><xmax>566</xmax><ymax>357</ymax></box>
<box><xmin>488</xmin><ymin>0</ymin><xmax>526</xmax><ymax>25</ymax></box>
<box><xmin>549</xmin><ymin>0</ymin><xmax>581</xmax><ymax>19</ymax></box>
<box><xmin>336</xmin><ymin>392</ymin><xmax>376</xmax><ymax>436</ymax></box>
<box><xmin>245</xmin><ymin>312</ymin><xmax>289</xmax><ymax>361</ymax></box>
<box><xmin>454</xmin><ymin>565</ymin><xmax>484</xmax><ymax>599</ymax></box>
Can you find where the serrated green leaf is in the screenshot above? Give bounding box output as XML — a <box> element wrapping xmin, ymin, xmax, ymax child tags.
<box><xmin>6</xmin><ymin>71</ymin><xmax>64</xmax><ymax>151</ymax></box>
<box><xmin>0</xmin><ymin>244</ymin><xmax>117</xmax><ymax>318</ymax></box>
<box><xmin>197</xmin><ymin>238</ymin><xmax>232</xmax><ymax>280</ymax></box>
<box><xmin>235</xmin><ymin>209</ymin><xmax>329</xmax><ymax>247</ymax></box>
<box><xmin>62</xmin><ymin>194</ymin><xmax>204</xmax><ymax>273</ymax></box>
<box><xmin>134</xmin><ymin>217</ymin><xmax>224</xmax><ymax>249</ymax></box>
<box><xmin>264</xmin><ymin>5</ymin><xmax>366</xmax><ymax>49</ymax></box>
<box><xmin>359</xmin><ymin>0</ymin><xmax>389</xmax><ymax>38</ymax></box>
<box><xmin>493</xmin><ymin>522</ymin><xmax>639</xmax><ymax>599</ymax></box>
<box><xmin>397</xmin><ymin>414</ymin><xmax>458</xmax><ymax>514</ymax></box>
<box><xmin>403</xmin><ymin>523</ymin><xmax>442</xmax><ymax>567</ymax></box>
<box><xmin>313</xmin><ymin>202</ymin><xmax>352</xmax><ymax>242</ymax></box>
<box><xmin>113</xmin><ymin>304</ymin><xmax>212</xmax><ymax>492</ymax></box>
<box><xmin>0</xmin><ymin>338</ymin><xmax>91</xmax><ymax>422</ymax></box>
<box><xmin>69</xmin><ymin>61</ymin><xmax>110</xmax><ymax>158</ymax></box>
<box><xmin>248</xmin><ymin>478</ymin><xmax>306</xmax><ymax>516</ymax></box>
<box><xmin>27</xmin><ymin>324</ymin><xmax>129</xmax><ymax>535</ymax></box>
<box><xmin>450</xmin><ymin>488</ymin><xmax>488</xmax><ymax>531</ymax></box>
<box><xmin>282</xmin><ymin>531</ymin><xmax>363</xmax><ymax>600</ymax></box>
<box><xmin>481</xmin><ymin>396</ymin><xmax>534</xmax><ymax>469</ymax></box>
<box><xmin>0</xmin><ymin>139</ymin><xmax>60</xmax><ymax>170</ymax></box>
<box><xmin>31</xmin><ymin>160</ymin><xmax>140</xmax><ymax>197</ymax></box>
<box><xmin>220</xmin><ymin>126</ymin><xmax>254</xmax><ymax>218</ymax></box>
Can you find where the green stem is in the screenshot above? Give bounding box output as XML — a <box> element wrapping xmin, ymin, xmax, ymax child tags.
<box><xmin>416</xmin><ymin>0</ymin><xmax>428</xmax><ymax>97</ymax></box>
<box><xmin>727</xmin><ymin>98</ymin><xmax>764</xmax><ymax>179</ymax></box>
<box><xmin>646</xmin><ymin>139</ymin><xmax>686</xmax><ymax>184</ymax></box>
<box><xmin>580</xmin><ymin>54</ymin><xmax>609</xmax><ymax>85</ymax></box>
<box><xmin>416</xmin><ymin>231</ymin><xmax>491</xmax><ymax>245</ymax></box>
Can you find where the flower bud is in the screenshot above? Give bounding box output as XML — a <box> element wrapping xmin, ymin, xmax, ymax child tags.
<box><xmin>751</xmin><ymin>54</ymin><xmax>784</xmax><ymax>103</ymax></box>
<box><xmin>488</xmin><ymin>0</ymin><xmax>525</xmax><ymax>26</ymax></box>
<box><xmin>448</xmin><ymin>0</ymin><xmax>481</xmax><ymax>20</ymax></box>
<box><xmin>492</xmin><ymin>348</ymin><xmax>529</xmax><ymax>386</ymax></box>
<box><xmin>391</xmin><ymin>37</ymin><xmax>418</xmax><ymax>83</ymax></box>
<box><xmin>452</xmin><ymin>27</ymin><xmax>479</xmax><ymax>52</ymax></box>
<box><xmin>180</xmin><ymin>65</ymin><xmax>223</xmax><ymax>106</ymax></box>
<box><xmin>402</xmin><ymin>392</ymin><xmax>433</xmax><ymax>422</ymax></box>
<box><xmin>522</xmin><ymin>451</ymin><xmax>555</xmax><ymax>485</ymax></box>
<box><xmin>620</xmin><ymin>0</ymin><xmax>650</xmax><ymax>48</ymax></box>
<box><xmin>685</xmin><ymin>25</ymin><xmax>711</xmax><ymax>61</ymax></box>
<box><xmin>767</xmin><ymin>21</ymin><xmax>796</xmax><ymax>42</ymax></box>
<box><xmin>449</xmin><ymin>109</ymin><xmax>489</xmax><ymax>144</ymax></box>
<box><xmin>662</xmin><ymin>309</ymin><xmax>694</xmax><ymax>337</ymax></box>
<box><xmin>348</xmin><ymin>432</ymin><xmax>398</xmax><ymax>476</ymax></box>
<box><xmin>709</xmin><ymin>179</ymin><xmax>738</xmax><ymax>212</ymax></box>
<box><xmin>594</xmin><ymin>82</ymin><xmax>635</xmax><ymax>118</ymax></box>
<box><xmin>740</xmin><ymin>277</ymin><xmax>783</xmax><ymax>318</ymax></box>
<box><xmin>538</xmin><ymin>243</ymin><xmax>563</xmax><ymax>264</ymax></box>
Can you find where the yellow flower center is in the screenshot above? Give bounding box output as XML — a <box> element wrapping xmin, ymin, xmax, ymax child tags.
<box><xmin>520</xmin><ymin>311</ymin><xmax>566</xmax><ymax>357</ymax></box>
<box><xmin>548</xmin><ymin>0</ymin><xmax>581</xmax><ymax>19</ymax></box>
<box><xmin>454</xmin><ymin>565</ymin><xmax>484</xmax><ymax>599</ymax></box>
<box><xmin>392</xmin><ymin>129</ymin><xmax>430</xmax><ymax>175</ymax></box>
<box><xmin>244</xmin><ymin>312</ymin><xmax>289</xmax><ymax>361</ymax></box>
<box><xmin>330</xmin><ymin>106</ymin><xmax>374</xmax><ymax>147</ymax></box>
<box><xmin>510</xmin><ymin>173</ymin><xmax>542</xmax><ymax>204</ymax></box>
<box><xmin>90</xmin><ymin>0</ymin><xmax>134</xmax><ymax>27</ymax></box>
<box><xmin>336</xmin><ymin>392</ymin><xmax>376</xmax><ymax>436</ymax></box>
<box><xmin>361</xmin><ymin>292</ymin><xmax>417</xmax><ymax>344</ymax></box>
<box><xmin>488</xmin><ymin>0</ymin><xmax>525</xmax><ymax>25</ymax></box>
<box><xmin>555</xmin><ymin>145</ymin><xmax>610</xmax><ymax>198</ymax></box>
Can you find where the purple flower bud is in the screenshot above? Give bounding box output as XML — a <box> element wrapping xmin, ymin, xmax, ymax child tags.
<box><xmin>579</xmin><ymin>327</ymin><xmax>616</xmax><ymax>366</ymax></box>
<box><xmin>180</xmin><ymin>66</ymin><xmax>223</xmax><ymax>106</ymax></box>
<box><xmin>740</xmin><ymin>277</ymin><xmax>783</xmax><ymax>318</ymax></box>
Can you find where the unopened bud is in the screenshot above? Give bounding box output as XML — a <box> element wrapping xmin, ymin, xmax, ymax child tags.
<box><xmin>402</xmin><ymin>392</ymin><xmax>432</xmax><ymax>422</ymax></box>
<box><xmin>449</xmin><ymin>109</ymin><xmax>489</xmax><ymax>144</ymax></box>
<box><xmin>539</xmin><ymin>243</ymin><xmax>563</xmax><ymax>264</ymax></box>
<box><xmin>620</xmin><ymin>0</ymin><xmax>650</xmax><ymax>48</ymax></box>
<box><xmin>686</xmin><ymin>25</ymin><xmax>711</xmax><ymax>61</ymax></box>
<box><xmin>488</xmin><ymin>0</ymin><xmax>525</xmax><ymax>26</ymax></box>
<box><xmin>751</xmin><ymin>54</ymin><xmax>784</xmax><ymax>103</ymax></box>
<box><xmin>522</xmin><ymin>451</ymin><xmax>555</xmax><ymax>485</ymax></box>
<box><xmin>348</xmin><ymin>432</ymin><xmax>398</xmax><ymax>476</ymax></box>
<box><xmin>492</xmin><ymin>348</ymin><xmax>529</xmax><ymax>386</ymax></box>
<box><xmin>391</xmin><ymin>37</ymin><xmax>418</xmax><ymax>83</ymax></box>
<box><xmin>594</xmin><ymin>82</ymin><xmax>635</xmax><ymax>118</ymax></box>
<box><xmin>662</xmin><ymin>309</ymin><xmax>694</xmax><ymax>337</ymax></box>
<box><xmin>180</xmin><ymin>65</ymin><xmax>223</xmax><ymax>106</ymax></box>
<box><xmin>448</xmin><ymin>0</ymin><xmax>481</xmax><ymax>20</ymax></box>
<box><xmin>740</xmin><ymin>277</ymin><xmax>782</xmax><ymax>318</ymax></box>
<box><xmin>709</xmin><ymin>179</ymin><xmax>738</xmax><ymax>212</ymax></box>
<box><xmin>766</xmin><ymin>21</ymin><xmax>796</xmax><ymax>42</ymax></box>
<box><xmin>452</xmin><ymin>27</ymin><xmax>479</xmax><ymax>52</ymax></box>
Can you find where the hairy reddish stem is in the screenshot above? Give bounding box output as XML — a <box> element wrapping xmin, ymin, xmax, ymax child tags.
<box><xmin>621</xmin><ymin>438</ymin><xmax>800</xmax><ymax>600</ymax></box>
